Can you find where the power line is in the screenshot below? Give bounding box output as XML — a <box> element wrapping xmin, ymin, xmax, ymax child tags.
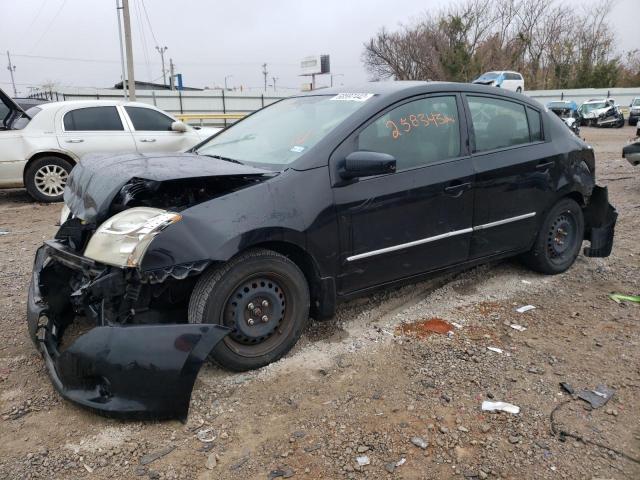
<box><xmin>140</xmin><ymin>0</ymin><xmax>160</xmax><ymax>47</ymax></box>
<box><xmin>28</xmin><ymin>0</ymin><xmax>68</xmax><ymax>54</ymax></box>
<box><xmin>24</xmin><ymin>0</ymin><xmax>48</xmax><ymax>33</ymax></box>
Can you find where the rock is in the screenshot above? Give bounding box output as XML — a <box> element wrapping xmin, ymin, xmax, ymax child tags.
<box><xmin>384</xmin><ymin>462</ymin><xmax>396</xmax><ymax>473</ymax></box>
<box><xmin>205</xmin><ymin>453</ymin><xmax>217</xmax><ymax>470</ymax></box>
<box><xmin>481</xmin><ymin>424</ymin><xmax>491</xmax><ymax>433</ymax></box>
<box><xmin>411</xmin><ymin>437</ymin><xmax>429</xmax><ymax>449</ymax></box>
<box><xmin>479</xmin><ymin>470</ymin><xmax>489</xmax><ymax>479</ymax></box>
<box><xmin>357</xmin><ymin>446</ymin><xmax>369</xmax><ymax>453</ymax></box>
<box><xmin>508</xmin><ymin>435</ymin><xmax>521</xmax><ymax>444</ymax></box>
<box><xmin>439</xmin><ymin>426</ymin><xmax>449</xmax><ymax>434</ymax></box>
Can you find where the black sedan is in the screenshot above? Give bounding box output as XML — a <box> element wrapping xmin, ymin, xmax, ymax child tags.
<box><xmin>27</xmin><ymin>82</ymin><xmax>617</xmax><ymax>420</ymax></box>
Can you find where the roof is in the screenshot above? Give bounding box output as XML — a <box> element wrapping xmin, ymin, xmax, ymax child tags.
<box><xmin>34</xmin><ymin>99</ymin><xmax>160</xmax><ymax>111</ymax></box>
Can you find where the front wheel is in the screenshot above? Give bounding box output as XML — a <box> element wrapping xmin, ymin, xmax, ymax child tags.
<box><xmin>188</xmin><ymin>249</ymin><xmax>310</xmax><ymax>371</ymax></box>
<box><xmin>521</xmin><ymin>198</ymin><xmax>584</xmax><ymax>274</ymax></box>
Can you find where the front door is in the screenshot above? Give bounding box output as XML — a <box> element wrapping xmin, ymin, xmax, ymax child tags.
<box><xmin>464</xmin><ymin>94</ymin><xmax>556</xmax><ymax>259</ymax></box>
<box><xmin>332</xmin><ymin>94</ymin><xmax>475</xmax><ymax>294</ymax></box>
<box><xmin>123</xmin><ymin>106</ymin><xmax>195</xmax><ymax>153</ymax></box>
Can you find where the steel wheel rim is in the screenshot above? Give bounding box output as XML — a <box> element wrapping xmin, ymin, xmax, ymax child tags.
<box><xmin>220</xmin><ymin>273</ymin><xmax>294</xmax><ymax>357</ymax></box>
<box><xmin>546</xmin><ymin>211</ymin><xmax>577</xmax><ymax>263</ymax></box>
<box><xmin>34</xmin><ymin>164</ymin><xmax>68</xmax><ymax>197</ymax></box>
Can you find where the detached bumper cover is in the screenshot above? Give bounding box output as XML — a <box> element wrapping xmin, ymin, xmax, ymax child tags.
<box><xmin>27</xmin><ymin>242</ymin><xmax>230</xmax><ymax>421</ymax></box>
<box><xmin>583</xmin><ymin>186</ymin><xmax>617</xmax><ymax>258</ymax></box>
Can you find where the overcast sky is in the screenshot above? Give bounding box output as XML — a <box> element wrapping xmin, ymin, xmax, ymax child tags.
<box><xmin>1</xmin><ymin>0</ymin><xmax>637</xmax><ymax>95</ymax></box>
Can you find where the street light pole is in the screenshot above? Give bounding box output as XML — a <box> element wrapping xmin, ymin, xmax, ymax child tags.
<box><xmin>155</xmin><ymin>46</ymin><xmax>168</xmax><ymax>86</ymax></box>
<box><xmin>115</xmin><ymin>0</ymin><xmax>127</xmax><ymax>99</ymax></box>
<box><xmin>272</xmin><ymin>76</ymin><xmax>278</xmax><ymax>92</ymax></box>
<box><xmin>262</xmin><ymin>63</ymin><xmax>268</xmax><ymax>92</ymax></box>
<box><xmin>5</xmin><ymin>51</ymin><xmax>17</xmax><ymax>97</ymax></box>
<box><xmin>224</xmin><ymin>75</ymin><xmax>233</xmax><ymax>90</ymax></box>
<box><xmin>121</xmin><ymin>0</ymin><xmax>136</xmax><ymax>101</ymax></box>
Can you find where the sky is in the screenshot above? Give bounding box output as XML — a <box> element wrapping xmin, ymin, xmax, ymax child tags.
<box><xmin>1</xmin><ymin>0</ymin><xmax>638</xmax><ymax>96</ymax></box>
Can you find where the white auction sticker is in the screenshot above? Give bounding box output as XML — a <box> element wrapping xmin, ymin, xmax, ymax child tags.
<box><xmin>290</xmin><ymin>145</ymin><xmax>305</xmax><ymax>153</ymax></box>
<box><xmin>330</xmin><ymin>93</ymin><xmax>374</xmax><ymax>102</ymax></box>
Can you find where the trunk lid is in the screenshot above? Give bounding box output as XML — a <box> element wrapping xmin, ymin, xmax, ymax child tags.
<box><xmin>0</xmin><ymin>86</ymin><xmax>29</xmax><ymax>130</ymax></box>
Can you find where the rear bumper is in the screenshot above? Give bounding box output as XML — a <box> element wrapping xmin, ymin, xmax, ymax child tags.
<box><xmin>27</xmin><ymin>241</ymin><xmax>230</xmax><ymax>421</ymax></box>
<box><xmin>622</xmin><ymin>141</ymin><xmax>640</xmax><ymax>167</ymax></box>
<box><xmin>583</xmin><ymin>186</ymin><xmax>617</xmax><ymax>258</ymax></box>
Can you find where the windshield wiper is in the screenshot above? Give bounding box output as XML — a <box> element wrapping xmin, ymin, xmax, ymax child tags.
<box><xmin>201</xmin><ymin>154</ymin><xmax>245</xmax><ymax>165</ymax></box>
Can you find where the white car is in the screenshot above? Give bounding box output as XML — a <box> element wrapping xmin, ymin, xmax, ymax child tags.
<box><xmin>578</xmin><ymin>98</ymin><xmax>616</xmax><ymax>126</ymax></box>
<box><xmin>472</xmin><ymin>71</ymin><xmax>524</xmax><ymax>93</ymax></box>
<box><xmin>0</xmin><ymin>90</ymin><xmax>219</xmax><ymax>202</ymax></box>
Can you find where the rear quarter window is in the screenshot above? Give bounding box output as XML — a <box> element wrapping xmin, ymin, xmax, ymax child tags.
<box><xmin>526</xmin><ymin>107</ymin><xmax>543</xmax><ymax>142</ymax></box>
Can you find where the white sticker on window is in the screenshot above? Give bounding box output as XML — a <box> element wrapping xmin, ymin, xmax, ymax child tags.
<box><xmin>290</xmin><ymin>145</ymin><xmax>305</xmax><ymax>153</ymax></box>
<box><xmin>330</xmin><ymin>93</ymin><xmax>374</xmax><ymax>102</ymax></box>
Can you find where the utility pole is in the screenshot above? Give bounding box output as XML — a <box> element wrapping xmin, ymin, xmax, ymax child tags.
<box><xmin>155</xmin><ymin>46</ymin><xmax>168</xmax><ymax>86</ymax></box>
<box><xmin>169</xmin><ymin>58</ymin><xmax>175</xmax><ymax>90</ymax></box>
<box><xmin>272</xmin><ymin>76</ymin><xmax>278</xmax><ymax>92</ymax></box>
<box><xmin>121</xmin><ymin>0</ymin><xmax>136</xmax><ymax>101</ymax></box>
<box><xmin>224</xmin><ymin>75</ymin><xmax>233</xmax><ymax>90</ymax></box>
<box><xmin>262</xmin><ymin>63</ymin><xmax>268</xmax><ymax>92</ymax></box>
<box><xmin>6</xmin><ymin>51</ymin><xmax>17</xmax><ymax>97</ymax></box>
<box><xmin>115</xmin><ymin>0</ymin><xmax>127</xmax><ymax>99</ymax></box>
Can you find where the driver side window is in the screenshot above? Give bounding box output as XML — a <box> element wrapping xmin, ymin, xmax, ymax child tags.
<box><xmin>357</xmin><ymin>96</ymin><xmax>461</xmax><ymax>171</ymax></box>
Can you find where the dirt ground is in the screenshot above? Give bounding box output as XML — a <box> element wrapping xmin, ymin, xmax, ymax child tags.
<box><xmin>1</xmin><ymin>126</ymin><xmax>639</xmax><ymax>480</ymax></box>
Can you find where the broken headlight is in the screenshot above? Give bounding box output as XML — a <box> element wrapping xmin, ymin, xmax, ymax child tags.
<box><xmin>84</xmin><ymin>207</ymin><xmax>181</xmax><ymax>267</ymax></box>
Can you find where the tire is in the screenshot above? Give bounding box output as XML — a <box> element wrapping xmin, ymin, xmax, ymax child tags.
<box><xmin>521</xmin><ymin>198</ymin><xmax>584</xmax><ymax>275</ymax></box>
<box><xmin>188</xmin><ymin>249</ymin><xmax>310</xmax><ymax>371</ymax></box>
<box><xmin>24</xmin><ymin>156</ymin><xmax>73</xmax><ymax>203</ymax></box>
<box><xmin>516</xmin><ymin>87</ymin><xmax>522</xmax><ymax>93</ymax></box>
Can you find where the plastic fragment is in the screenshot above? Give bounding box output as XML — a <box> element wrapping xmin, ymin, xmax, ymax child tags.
<box><xmin>510</xmin><ymin>324</ymin><xmax>527</xmax><ymax>332</ymax></box>
<box><xmin>481</xmin><ymin>400</ymin><xmax>520</xmax><ymax>414</ymax></box>
<box><xmin>356</xmin><ymin>455</ymin><xmax>370</xmax><ymax>466</ymax></box>
<box><xmin>487</xmin><ymin>347</ymin><xmax>503</xmax><ymax>354</ymax></box>
<box><xmin>609</xmin><ymin>293</ymin><xmax>640</xmax><ymax>304</ymax></box>
<box><xmin>516</xmin><ymin>305</ymin><xmax>536</xmax><ymax>313</ymax></box>
<box><xmin>396</xmin><ymin>458</ymin><xmax>406</xmax><ymax>467</ymax></box>
<box><xmin>196</xmin><ymin>428</ymin><xmax>216</xmax><ymax>443</ymax></box>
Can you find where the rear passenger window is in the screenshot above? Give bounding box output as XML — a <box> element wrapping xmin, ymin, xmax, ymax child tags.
<box><xmin>63</xmin><ymin>106</ymin><xmax>123</xmax><ymax>131</ymax></box>
<box><xmin>526</xmin><ymin>107</ymin><xmax>542</xmax><ymax>141</ymax></box>
<box><xmin>358</xmin><ymin>96</ymin><xmax>460</xmax><ymax>171</ymax></box>
<box><xmin>467</xmin><ymin>96</ymin><xmax>529</xmax><ymax>152</ymax></box>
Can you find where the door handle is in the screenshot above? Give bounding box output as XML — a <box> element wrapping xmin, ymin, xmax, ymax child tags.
<box><xmin>444</xmin><ymin>181</ymin><xmax>472</xmax><ymax>195</ymax></box>
<box><xmin>535</xmin><ymin>161</ymin><xmax>554</xmax><ymax>170</ymax></box>
<box><xmin>65</xmin><ymin>139</ymin><xmax>84</xmax><ymax>143</ymax></box>
<box><xmin>140</xmin><ymin>138</ymin><xmax>157</xmax><ymax>143</ymax></box>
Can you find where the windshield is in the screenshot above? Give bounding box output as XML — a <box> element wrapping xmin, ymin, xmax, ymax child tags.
<box><xmin>476</xmin><ymin>72</ymin><xmax>500</xmax><ymax>81</ymax></box>
<box><xmin>581</xmin><ymin>102</ymin><xmax>607</xmax><ymax>113</ymax></box>
<box><xmin>633</xmin><ymin>99</ymin><xmax>640</xmax><ymax>106</ymax></box>
<box><xmin>12</xmin><ymin>106</ymin><xmax>41</xmax><ymax>129</ymax></box>
<box><xmin>196</xmin><ymin>95</ymin><xmax>371</xmax><ymax>169</ymax></box>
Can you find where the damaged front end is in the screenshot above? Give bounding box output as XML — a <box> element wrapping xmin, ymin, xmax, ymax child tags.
<box><xmin>22</xmin><ymin>153</ymin><xmax>279</xmax><ymax>420</ymax></box>
<box><xmin>27</xmin><ymin>240</ymin><xmax>230</xmax><ymax>421</ymax></box>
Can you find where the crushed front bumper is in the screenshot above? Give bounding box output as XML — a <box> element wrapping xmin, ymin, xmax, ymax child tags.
<box><xmin>27</xmin><ymin>241</ymin><xmax>229</xmax><ymax>421</ymax></box>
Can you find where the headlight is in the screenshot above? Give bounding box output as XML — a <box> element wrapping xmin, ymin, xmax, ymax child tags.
<box><xmin>59</xmin><ymin>205</ymin><xmax>70</xmax><ymax>225</ymax></box>
<box><xmin>84</xmin><ymin>207</ymin><xmax>182</xmax><ymax>267</ymax></box>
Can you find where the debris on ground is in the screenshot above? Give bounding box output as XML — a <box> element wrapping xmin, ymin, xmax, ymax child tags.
<box><xmin>577</xmin><ymin>385</ymin><xmax>615</xmax><ymax>409</ymax></box>
<box><xmin>396</xmin><ymin>318</ymin><xmax>454</xmax><ymax>339</ymax></box>
<box><xmin>516</xmin><ymin>305</ymin><xmax>536</xmax><ymax>313</ymax></box>
<box><xmin>609</xmin><ymin>293</ymin><xmax>640</xmax><ymax>304</ymax></box>
<box><xmin>196</xmin><ymin>428</ymin><xmax>216</xmax><ymax>443</ymax></box>
<box><xmin>481</xmin><ymin>401</ymin><xmax>520</xmax><ymax>414</ymax></box>
<box><xmin>356</xmin><ymin>455</ymin><xmax>370</xmax><ymax>466</ymax></box>
<box><xmin>510</xmin><ymin>324</ymin><xmax>527</xmax><ymax>332</ymax></box>
<box><xmin>139</xmin><ymin>446</ymin><xmax>176</xmax><ymax>466</ymax></box>
<box><xmin>487</xmin><ymin>347</ymin><xmax>503</xmax><ymax>354</ymax></box>
<box><xmin>410</xmin><ymin>436</ymin><xmax>429</xmax><ymax>449</ymax></box>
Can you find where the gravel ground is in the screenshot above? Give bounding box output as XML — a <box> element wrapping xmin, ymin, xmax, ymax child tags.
<box><xmin>0</xmin><ymin>126</ymin><xmax>639</xmax><ymax>480</ymax></box>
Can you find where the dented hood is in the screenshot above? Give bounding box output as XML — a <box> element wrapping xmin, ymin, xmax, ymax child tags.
<box><xmin>64</xmin><ymin>152</ymin><xmax>270</xmax><ymax>222</ymax></box>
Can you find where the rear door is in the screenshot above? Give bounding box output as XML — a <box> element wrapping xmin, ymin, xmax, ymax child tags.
<box><xmin>332</xmin><ymin>93</ymin><xmax>475</xmax><ymax>294</ymax></box>
<box><xmin>463</xmin><ymin>94</ymin><xmax>556</xmax><ymax>259</ymax></box>
<box><xmin>56</xmin><ymin>106</ymin><xmax>136</xmax><ymax>157</ymax></box>
<box><xmin>123</xmin><ymin>105</ymin><xmax>199</xmax><ymax>153</ymax></box>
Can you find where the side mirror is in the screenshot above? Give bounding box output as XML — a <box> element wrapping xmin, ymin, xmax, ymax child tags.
<box><xmin>171</xmin><ymin>121</ymin><xmax>188</xmax><ymax>133</ymax></box>
<box><xmin>340</xmin><ymin>151</ymin><xmax>396</xmax><ymax>180</ymax></box>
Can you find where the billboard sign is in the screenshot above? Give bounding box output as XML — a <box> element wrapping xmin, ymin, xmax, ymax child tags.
<box><xmin>300</xmin><ymin>55</ymin><xmax>330</xmax><ymax>76</ymax></box>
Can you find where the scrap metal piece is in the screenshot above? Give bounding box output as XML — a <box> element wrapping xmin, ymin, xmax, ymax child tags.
<box><xmin>577</xmin><ymin>385</ymin><xmax>615</xmax><ymax>409</ymax></box>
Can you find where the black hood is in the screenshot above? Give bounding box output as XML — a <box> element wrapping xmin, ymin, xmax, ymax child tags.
<box><xmin>64</xmin><ymin>152</ymin><xmax>270</xmax><ymax>222</ymax></box>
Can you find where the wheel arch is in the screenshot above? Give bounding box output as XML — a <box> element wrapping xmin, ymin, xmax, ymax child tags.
<box><xmin>23</xmin><ymin>151</ymin><xmax>77</xmax><ymax>184</ymax></box>
<box><xmin>246</xmin><ymin>240</ymin><xmax>335</xmax><ymax>320</ymax></box>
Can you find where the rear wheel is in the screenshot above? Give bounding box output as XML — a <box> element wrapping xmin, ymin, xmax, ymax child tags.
<box><xmin>188</xmin><ymin>249</ymin><xmax>310</xmax><ymax>371</ymax></box>
<box><xmin>24</xmin><ymin>156</ymin><xmax>73</xmax><ymax>203</ymax></box>
<box><xmin>521</xmin><ymin>198</ymin><xmax>584</xmax><ymax>274</ymax></box>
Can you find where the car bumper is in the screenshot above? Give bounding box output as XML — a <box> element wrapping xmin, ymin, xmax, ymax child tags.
<box><xmin>27</xmin><ymin>241</ymin><xmax>230</xmax><ymax>421</ymax></box>
<box><xmin>582</xmin><ymin>186</ymin><xmax>617</xmax><ymax>258</ymax></box>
